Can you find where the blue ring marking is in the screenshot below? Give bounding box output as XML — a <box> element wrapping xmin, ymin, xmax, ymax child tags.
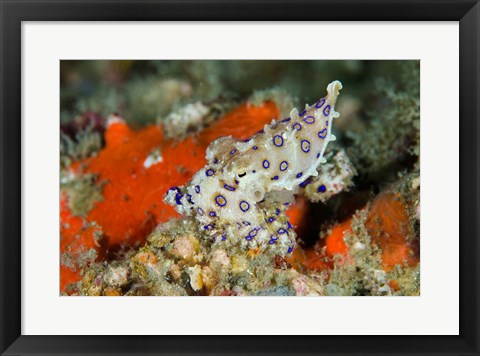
<box><xmin>206</xmin><ymin>169</ymin><xmax>215</xmax><ymax>177</ymax></box>
<box><xmin>252</xmin><ymin>146</ymin><xmax>258</xmax><ymax>150</ymax></box>
<box><xmin>221</xmin><ymin>233</ymin><xmax>227</xmax><ymax>241</ymax></box>
<box><xmin>187</xmin><ymin>194</ymin><xmax>194</xmax><ymax>204</ymax></box>
<box><xmin>284</xmin><ymin>202</ymin><xmax>290</xmax><ymax>206</ymax></box>
<box><xmin>268</xmin><ymin>236</ymin><xmax>279</xmax><ymax>244</ymax></box>
<box><xmin>197</xmin><ymin>207</ymin><xmax>204</xmax><ymax>216</ymax></box>
<box><xmin>239</xmin><ymin>200</ymin><xmax>250</xmax><ymax>212</ymax></box>
<box><xmin>301</xmin><ymin>140</ymin><xmax>311</xmax><ymax>153</ymax></box>
<box><xmin>257</xmin><ymin>129</ymin><xmax>264</xmax><ymax>135</ymax></box>
<box><xmin>235</xmin><ymin>180</ymin><xmax>239</xmax><ymax>185</ymax></box>
<box><xmin>268</xmin><ymin>217</ymin><xmax>275</xmax><ymax>223</ymax></box>
<box><xmin>175</xmin><ymin>192</ymin><xmax>183</xmax><ymax>205</ymax></box>
<box><xmin>299</xmin><ymin>179</ymin><xmax>311</xmax><ymax>188</ymax></box>
<box><xmin>252</xmin><ymin>170</ymin><xmax>256</xmax><ymax>173</ymax></box>
<box><xmin>230</xmin><ymin>149</ymin><xmax>237</xmax><ymax>155</ymax></box>
<box><xmin>224</xmin><ymin>184</ymin><xmax>236</xmax><ymax>191</ymax></box>
<box><xmin>299</xmin><ymin>109</ymin><xmax>307</xmax><ymax>116</ymax></box>
<box><xmin>213</xmin><ymin>158</ymin><xmax>219</xmax><ymax>164</ymax></box>
<box><xmin>304</xmin><ymin>115</ymin><xmax>315</xmax><ymax>124</ymax></box>
<box><xmin>273</xmin><ymin>175</ymin><xmax>279</xmax><ymax>180</ymax></box>
<box><xmin>292</xmin><ymin>123</ymin><xmax>302</xmax><ymax>131</ymax></box>
<box><xmin>195</xmin><ymin>185</ymin><xmax>200</xmax><ymax>194</ymax></box>
<box><xmin>273</xmin><ymin>135</ymin><xmax>284</xmax><ymax>147</ymax></box>
<box><xmin>263</xmin><ymin>160</ymin><xmax>270</xmax><ymax>169</ymax></box>
<box><xmin>282</xmin><ymin>117</ymin><xmax>291</xmax><ymax>123</ymax></box>
<box><xmin>209</xmin><ymin>211</ymin><xmax>217</xmax><ymax>217</ymax></box>
<box><xmin>287</xmin><ymin>221</ymin><xmax>293</xmax><ymax>229</ymax></box>
<box><xmin>296</xmin><ymin>172</ymin><xmax>303</xmax><ymax>178</ymax></box>
<box><xmin>316</xmin><ymin>153</ymin><xmax>321</xmax><ymax>159</ymax></box>
<box><xmin>318</xmin><ymin>185</ymin><xmax>327</xmax><ymax>193</ymax></box>
<box><xmin>316</xmin><ymin>98</ymin><xmax>326</xmax><ymax>109</ymax></box>
<box><xmin>215</xmin><ymin>195</ymin><xmax>227</xmax><ymax>207</ymax></box>
<box><xmin>275</xmin><ymin>209</ymin><xmax>280</xmax><ymax>215</ymax></box>
<box><xmin>279</xmin><ymin>161</ymin><xmax>289</xmax><ymax>171</ymax></box>
<box><xmin>243</xmin><ymin>139</ymin><xmax>251</xmax><ymax>143</ymax></box>
<box><xmin>323</xmin><ymin>105</ymin><xmax>331</xmax><ymax>116</ymax></box>
<box><xmin>278</xmin><ymin>228</ymin><xmax>288</xmax><ymax>235</ymax></box>
<box><xmin>287</xmin><ymin>246</ymin><xmax>294</xmax><ymax>253</ymax></box>
<box><xmin>326</xmin><ymin>120</ymin><xmax>329</xmax><ymax>126</ymax></box>
<box><xmin>318</xmin><ymin>128</ymin><xmax>328</xmax><ymax>139</ymax></box>
<box><xmin>203</xmin><ymin>224</ymin><xmax>215</xmax><ymax>230</ymax></box>
<box><xmin>242</xmin><ymin>221</ymin><xmax>251</xmax><ymax>226</ymax></box>
<box><xmin>245</xmin><ymin>235</ymin><xmax>253</xmax><ymax>241</ymax></box>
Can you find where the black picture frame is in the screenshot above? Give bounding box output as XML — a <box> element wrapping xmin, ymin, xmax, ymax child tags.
<box><xmin>1</xmin><ymin>1</ymin><xmax>479</xmax><ymax>355</ymax></box>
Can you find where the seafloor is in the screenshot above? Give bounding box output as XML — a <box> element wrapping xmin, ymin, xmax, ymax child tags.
<box><xmin>60</xmin><ymin>60</ymin><xmax>420</xmax><ymax>296</ymax></box>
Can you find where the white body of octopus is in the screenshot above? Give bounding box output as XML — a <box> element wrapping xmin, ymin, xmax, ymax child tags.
<box><xmin>166</xmin><ymin>81</ymin><xmax>343</xmax><ymax>255</ymax></box>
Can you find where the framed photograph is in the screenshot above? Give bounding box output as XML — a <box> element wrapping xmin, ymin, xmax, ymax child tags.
<box><xmin>1</xmin><ymin>0</ymin><xmax>479</xmax><ymax>355</ymax></box>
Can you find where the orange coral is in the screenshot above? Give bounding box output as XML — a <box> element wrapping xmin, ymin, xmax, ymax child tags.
<box><xmin>285</xmin><ymin>196</ymin><xmax>308</xmax><ymax>237</ymax></box>
<box><xmin>288</xmin><ymin>191</ymin><xmax>419</xmax><ymax>274</ymax></box>
<box><xmin>366</xmin><ymin>192</ymin><xmax>419</xmax><ymax>271</ymax></box>
<box><xmin>60</xmin><ymin>101</ymin><xmax>279</xmax><ymax>292</ymax></box>
<box><xmin>60</xmin><ymin>193</ymin><xmax>105</xmax><ymax>292</ymax></box>
<box><xmin>324</xmin><ymin>219</ymin><xmax>351</xmax><ymax>257</ymax></box>
<box><xmin>286</xmin><ymin>218</ymin><xmax>352</xmax><ymax>272</ymax></box>
<box><xmin>388</xmin><ymin>279</ymin><xmax>400</xmax><ymax>291</ymax></box>
<box><xmin>287</xmin><ymin>246</ymin><xmax>331</xmax><ymax>272</ymax></box>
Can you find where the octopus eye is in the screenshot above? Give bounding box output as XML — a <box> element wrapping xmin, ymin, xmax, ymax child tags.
<box><xmin>238</xmin><ymin>172</ymin><xmax>247</xmax><ymax>178</ymax></box>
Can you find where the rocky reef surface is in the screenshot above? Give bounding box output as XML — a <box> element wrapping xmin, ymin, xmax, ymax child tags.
<box><xmin>60</xmin><ymin>60</ymin><xmax>420</xmax><ymax>296</ymax></box>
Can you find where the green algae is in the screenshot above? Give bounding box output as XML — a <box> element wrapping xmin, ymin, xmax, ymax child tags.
<box><xmin>61</xmin><ymin>173</ymin><xmax>104</xmax><ymax>217</ymax></box>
